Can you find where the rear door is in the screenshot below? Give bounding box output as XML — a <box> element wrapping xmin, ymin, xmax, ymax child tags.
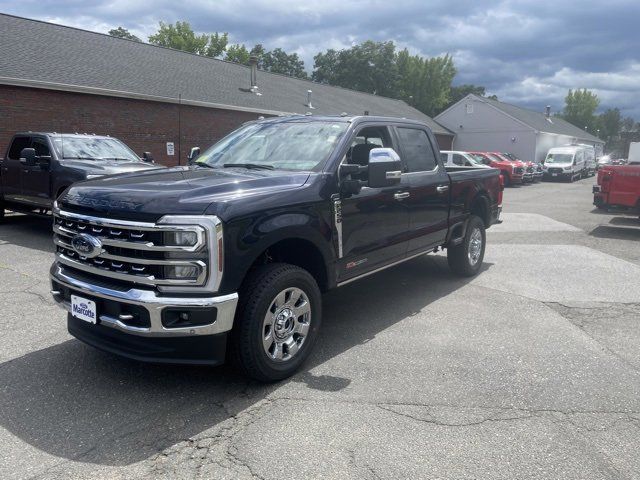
<box><xmin>20</xmin><ymin>135</ymin><xmax>52</xmax><ymax>207</ymax></box>
<box><xmin>1</xmin><ymin>135</ymin><xmax>30</xmax><ymax>202</ymax></box>
<box><xmin>394</xmin><ymin>126</ymin><xmax>450</xmax><ymax>254</ymax></box>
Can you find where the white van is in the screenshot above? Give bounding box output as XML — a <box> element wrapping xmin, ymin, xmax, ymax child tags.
<box><xmin>440</xmin><ymin>151</ymin><xmax>491</xmax><ymax>168</ymax></box>
<box><xmin>543</xmin><ymin>146</ymin><xmax>587</xmax><ymax>182</ymax></box>
<box><xmin>570</xmin><ymin>144</ymin><xmax>597</xmax><ymax>176</ymax></box>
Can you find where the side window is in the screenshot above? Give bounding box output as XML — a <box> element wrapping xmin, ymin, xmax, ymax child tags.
<box><xmin>440</xmin><ymin>153</ymin><xmax>448</xmax><ymax>163</ymax></box>
<box><xmin>346</xmin><ymin>126</ymin><xmax>393</xmax><ymax>167</ymax></box>
<box><xmin>396</xmin><ymin>128</ymin><xmax>437</xmax><ymax>172</ymax></box>
<box><xmin>452</xmin><ymin>153</ymin><xmax>465</xmax><ymax>166</ymax></box>
<box><xmin>31</xmin><ymin>138</ymin><xmax>51</xmax><ymax>157</ymax></box>
<box><xmin>8</xmin><ymin>136</ymin><xmax>31</xmax><ymax>160</ymax></box>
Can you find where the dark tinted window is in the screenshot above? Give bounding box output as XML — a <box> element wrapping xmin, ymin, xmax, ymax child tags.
<box><xmin>32</xmin><ymin>138</ymin><xmax>51</xmax><ymax>156</ymax></box>
<box><xmin>452</xmin><ymin>153</ymin><xmax>465</xmax><ymax>166</ymax></box>
<box><xmin>8</xmin><ymin>136</ymin><xmax>31</xmax><ymax>160</ymax></box>
<box><xmin>397</xmin><ymin>128</ymin><xmax>437</xmax><ymax>172</ymax></box>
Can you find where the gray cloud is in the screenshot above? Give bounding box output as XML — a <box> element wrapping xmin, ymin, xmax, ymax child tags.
<box><xmin>1</xmin><ymin>0</ymin><xmax>638</xmax><ymax>118</ymax></box>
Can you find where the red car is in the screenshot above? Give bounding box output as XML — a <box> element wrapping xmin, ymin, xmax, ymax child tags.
<box><xmin>593</xmin><ymin>164</ymin><xmax>640</xmax><ymax>215</ymax></box>
<box><xmin>468</xmin><ymin>151</ymin><xmax>524</xmax><ymax>186</ymax></box>
<box><xmin>501</xmin><ymin>152</ymin><xmax>542</xmax><ymax>182</ymax></box>
<box><xmin>490</xmin><ymin>152</ymin><xmax>532</xmax><ymax>183</ymax></box>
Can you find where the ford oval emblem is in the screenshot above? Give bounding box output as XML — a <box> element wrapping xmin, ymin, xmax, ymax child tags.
<box><xmin>71</xmin><ymin>233</ymin><xmax>103</xmax><ymax>258</ymax></box>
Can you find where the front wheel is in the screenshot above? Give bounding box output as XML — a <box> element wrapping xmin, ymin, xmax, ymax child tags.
<box><xmin>230</xmin><ymin>263</ymin><xmax>321</xmax><ymax>382</ymax></box>
<box><xmin>447</xmin><ymin>215</ymin><xmax>486</xmax><ymax>277</ymax></box>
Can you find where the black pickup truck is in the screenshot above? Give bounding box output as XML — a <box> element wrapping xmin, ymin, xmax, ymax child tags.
<box><xmin>0</xmin><ymin>132</ymin><xmax>159</xmax><ymax>218</ymax></box>
<box><xmin>50</xmin><ymin>116</ymin><xmax>502</xmax><ymax>381</ymax></box>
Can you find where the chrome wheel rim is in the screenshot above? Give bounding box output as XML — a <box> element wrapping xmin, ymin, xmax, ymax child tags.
<box><xmin>468</xmin><ymin>228</ymin><xmax>483</xmax><ymax>266</ymax></box>
<box><xmin>262</xmin><ymin>287</ymin><xmax>311</xmax><ymax>362</ymax></box>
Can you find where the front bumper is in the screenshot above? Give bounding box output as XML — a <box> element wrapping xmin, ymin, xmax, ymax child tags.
<box><xmin>50</xmin><ymin>263</ymin><xmax>239</xmax><ymax>364</ymax></box>
<box><xmin>523</xmin><ymin>172</ymin><xmax>534</xmax><ymax>182</ymax></box>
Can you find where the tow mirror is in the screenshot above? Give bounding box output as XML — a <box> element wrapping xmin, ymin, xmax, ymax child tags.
<box><xmin>368</xmin><ymin>148</ymin><xmax>402</xmax><ymax>188</ymax></box>
<box><xmin>142</xmin><ymin>152</ymin><xmax>154</xmax><ymax>163</ymax></box>
<box><xmin>187</xmin><ymin>147</ymin><xmax>201</xmax><ymax>165</ymax></box>
<box><xmin>19</xmin><ymin>147</ymin><xmax>36</xmax><ymax>166</ymax></box>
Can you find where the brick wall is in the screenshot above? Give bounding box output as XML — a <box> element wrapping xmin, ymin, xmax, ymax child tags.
<box><xmin>0</xmin><ymin>85</ymin><xmax>260</xmax><ymax>166</ymax></box>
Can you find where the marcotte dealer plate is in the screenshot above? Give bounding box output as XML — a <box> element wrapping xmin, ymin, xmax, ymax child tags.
<box><xmin>71</xmin><ymin>295</ymin><xmax>97</xmax><ymax>324</ymax></box>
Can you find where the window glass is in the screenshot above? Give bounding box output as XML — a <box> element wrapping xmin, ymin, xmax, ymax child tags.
<box><xmin>31</xmin><ymin>138</ymin><xmax>51</xmax><ymax>157</ymax></box>
<box><xmin>452</xmin><ymin>154</ymin><xmax>465</xmax><ymax>166</ymax></box>
<box><xmin>440</xmin><ymin>153</ymin><xmax>448</xmax><ymax>163</ymax></box>
<box><xmin>397</xmin><ymin>128</ymin><xmax>437</xmax><ymax>172</ymax></box>
<box><xmin>51</xmin><ymin>136</ymin><xmax>140</xmax><ymax>162</ymax></box>
<box><xmin>8</xmin><ymin>136</ymin><xmax>31</xmax><ymax>160</ymax></box>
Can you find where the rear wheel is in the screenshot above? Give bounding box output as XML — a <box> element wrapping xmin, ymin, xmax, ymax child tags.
<box><xmin>230</xmin><ymin>263</ymin><xmax>321</xmax><ymax>382</ymax></box>
<box><xmin>447</xmin><ymin>215</ymin><xmax>486</xmax><ymax>277</ymax></box>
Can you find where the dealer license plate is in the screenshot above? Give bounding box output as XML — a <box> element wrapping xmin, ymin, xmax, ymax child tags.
<box><xmin>552</xmin><ymin>173</ymin><xmax>558</xmax><ymax>177</ymax></box>
<box><xmin>71</xmin><ymin>295</ymin><xmax>97</xmax><ymax>324</ymax></box>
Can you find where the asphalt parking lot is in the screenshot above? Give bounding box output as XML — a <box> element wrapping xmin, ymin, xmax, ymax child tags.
<box><xmin>1</xmin><ymin>178</ymin><xmax>639</xmax><ymax>480</ymax></box>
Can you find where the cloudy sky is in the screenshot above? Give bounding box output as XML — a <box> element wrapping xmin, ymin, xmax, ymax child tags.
<box><xmin>2</xmin><ymin>0</ymin><xmax>639</xmax><ymax>119</ymax></box>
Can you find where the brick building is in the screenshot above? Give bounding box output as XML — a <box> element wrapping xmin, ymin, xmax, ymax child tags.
<box><xmin>0</xmin><ymin>14</ymin><xmax>454</xmax><ymax>166</ymax></box>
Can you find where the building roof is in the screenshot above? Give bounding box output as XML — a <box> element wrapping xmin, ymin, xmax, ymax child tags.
<box><xmin>0</xmin><ymin>14</ymin><xmax>453</xmax><ymax>136</ymax></box>
<box><xmin>465</xmin><ymin>94</ymin><xmax>603</xmax><ymax>143</ymax></box>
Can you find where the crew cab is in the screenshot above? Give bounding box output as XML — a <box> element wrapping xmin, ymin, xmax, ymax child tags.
<box><xmin>0</xmin><ymin>133</ymin><xmax>160</xmax><ymax>219</ymax></box>
<box><xmin>468</xmin><ymin>151</ymin><xmax>524</xmax><ymax>186</ymax></box>
<box><xmin>50</xmin><ymin>116</ymin><xmax>502</xmax><ymax>382</ymax></box>
<box><xmin>593</xmin><ymin>163</ymin><xmax>640</xmax><ymax>215</ymax></box>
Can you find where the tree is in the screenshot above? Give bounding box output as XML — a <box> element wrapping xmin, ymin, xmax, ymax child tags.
<box><xmin>396</xmin><ymin>49</ymin><xmax>456</xmax><ymax>116</ymax></box>
<box><xmin>225</xmin><ymin>44</ymin><xmax>251</xmax><ymax>65</ymax></box>
<box><xmin>597</xmin><ymin>108</ymin><xmax>621</xmax><ymax>141</ymax></box>
<box><xmin>560</xmin><ymin>89</ymin><xmax>600</xmax><ymax>132</ymax></box>
<box><xmin>312</xmin><ymin>41</ymin><xmax>399</xmax><ymax>97</ymax></box>
<box><xmin>149</xmin><ymin>21</ymin><xmax>228</xmax><ymax>58</ymax></box>
<box><xmin>446</xmin><ymin>84</ymin><xmax>486</xmax><ymax>108</ymax></box>
<box><xmin>262</xmin><ymin>48</ymin><xmax>307</xmax><ymax>79</ymax></box>
<box><xmin>621</xmin><ymin>116</ymin><xmax>637</xmax><ymax>132</ymax></box>
<box><xmin>108</xmin><ymin>27</ymin><xmax>141</xmax><ymax>42</ymax></box>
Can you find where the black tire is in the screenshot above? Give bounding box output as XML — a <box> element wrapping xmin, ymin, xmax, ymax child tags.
<box><xmin>230</xmin><ymin>263</ymin><xmax>321</xmax><ymax>382</ymax></box>
<box><xmin>447</xmin><ymin>215</ymin><xmax>486</xmax><ymax>277</ymax></box>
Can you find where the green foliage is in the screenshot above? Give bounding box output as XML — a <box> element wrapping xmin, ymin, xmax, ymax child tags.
<box><xmin>559</xmin><ymin>89</ymin><xmax>600</xmax><ymax>132</ymax></box>
<box><xmin>446</xmin><ymin>84</ymin><xmax>487</xmax><ymax>109</ymax></box>
<box><xmin>312</xmin><ymin>41</ymin><xmax>399</xmax><ymax>97</ymax></box>
<box><xmin>148</xmin><ymin>21</ymin><xmax>227</xmax><ymax>58</ymax></box>
<box><xmin>108</xmin><ymin>27</ymin><xmax>141</xmax><ymax>42</ymax></box>
<box><xmin>396</xmin><ymin>49</ymin><xmax>456</xmax><ymax>116</ymax></box>
<box><xmin>225</xmin><ymin>44</ymin><xmax>251</xmax><ymax>65</ymax></box>
<box><xmin>597</xmin><ymin>108</ymin><xmax>621</xmax><ymax>140</ymax></box>
<box><xmin>261</xmin><ymin>48</ymin><xmax>307</xmax><ymax>79</ymax></box>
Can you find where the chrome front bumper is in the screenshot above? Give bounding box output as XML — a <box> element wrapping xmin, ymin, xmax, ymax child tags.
<box><xmin>50</xmin><ymin>264</ymin><xmax>238</xmax><ymax>338</ymax></box>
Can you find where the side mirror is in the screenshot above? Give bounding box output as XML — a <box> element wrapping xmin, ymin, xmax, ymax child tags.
<box><xmin>187</xmin><ymin>146</ymin><xmax>201</xmax><ymax>165</ymax></box>
<box><xmin>19</xmin><ymin>147</ymin><xmax>36</xmax><ymax>166</ymax></box>
<box><xmin>142</xmin><ymin>152</ymin><xmax>154</xmax><ymax>163</ymax></box>
<box><xmin>38</xmin><ymin>155</ymin><xmax>52</xmax><ymax>170</ymax></box>
<box><xmin>368</xmin><ymin>148</ymin><xmax>402</xmax><ymax>188</ymax></box>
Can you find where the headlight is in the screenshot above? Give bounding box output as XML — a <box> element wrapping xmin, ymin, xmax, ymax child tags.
<box><xmin>164</xmin><ymin>230</ymin><xmax>199</xmax><ymax>247</ymax></box>
<box><xmin>164</xmin><ymin>264</ymin><xmax>201</xmax><ymax>280</ymax></box>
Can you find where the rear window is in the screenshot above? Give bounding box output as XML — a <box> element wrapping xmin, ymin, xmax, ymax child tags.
<box><xmin>8</xmin><ymin>136</ymin><xmax>31</xmax><ymax>160</ymax></box>
<box><xmin>397</xmin><ymin>128</ymin><xmax>437</xmax><ymax>172</ymax></box>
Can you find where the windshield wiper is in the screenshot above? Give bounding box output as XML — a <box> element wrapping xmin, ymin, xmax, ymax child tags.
<box><xmin>222</xmin><ymin>163</ymin><xmax>274</xmax><ymax>170</ymax></box>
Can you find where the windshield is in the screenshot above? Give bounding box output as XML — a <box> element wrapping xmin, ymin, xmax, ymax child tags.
<box><xmin>196</xmin><ymin>121</ymin><xmax>348</xmax><ymax>171</ymax></box>
<box><xmin>545</xmin><ymin>153</ymin><xmax>574</xmax><ymax>164</ymax></box>
<box><xmin>465</xmin><ymin>155</ymin><xmax>484</xmax><ymax>166</ymax></box>
<box><xmin>52</xmin><ymin>136</ymin><xmax>140</xmax><ymax>161</ymax></box>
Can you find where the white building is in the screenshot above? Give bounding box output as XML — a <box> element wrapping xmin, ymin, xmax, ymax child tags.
<box><xmin>435</xmin><ymin>94</ymin><xmax>604</xmax><ymax>162</ymax></box>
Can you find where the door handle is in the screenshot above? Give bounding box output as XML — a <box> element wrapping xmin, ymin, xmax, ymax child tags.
<box><xmin>436</xmin><ymin>185</ymin><xmax>449</xmax><ymax>193</ymax></box>
<box><xmin>394</xmin><ymin>192</ymin><xmax>410</xmax><ymax>200</ymax></box>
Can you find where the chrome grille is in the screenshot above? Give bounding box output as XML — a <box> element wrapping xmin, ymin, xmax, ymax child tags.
<box><xmin>514</xmin><ymin>167</ymin><xmax>524</xmax><ymax>174</ymax></box>
<box><xmin>53</xmin><ymin>210</ymin><xmax>222</xmax><ymax>291</ymax></box>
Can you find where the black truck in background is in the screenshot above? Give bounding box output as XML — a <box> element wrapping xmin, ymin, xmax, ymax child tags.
<box><xmin>0</xmin><ymin>132</ymin><xmax>160</xmax><ymax>219</ymax></box>
<box><xmin>50</xmin><ymin>116</ymin><xmax>502</xmax><ymax>382</ymax></box>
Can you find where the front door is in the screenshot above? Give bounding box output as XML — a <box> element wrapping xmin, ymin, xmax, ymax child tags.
<box><xmin>1</xmin><ymin>135</ymin><xmax>30</xmax><ymax>202</ymax></box>
<box><xmin>20</xmin><ymin>136</ymin><xmax>52</xmax><ymax>207</ymax></box>
<box><xmin>394</xmin><ymin>126</ymin><xmax>450</xmax><ymax>254</ymax></box>
<box><xmin>337</xmin><ymin>125</ymin><xmax>410</xmax><ymax>282</ymax></box>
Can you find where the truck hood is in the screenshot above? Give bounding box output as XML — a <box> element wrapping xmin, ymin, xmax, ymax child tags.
<box><xmin>59</xmin><ymin>159</ymin><xmax>161</xmax><ymax>176</ymax></box>
<box><xmin>58</xmin><ymin>166</ymin><xmax>310</xmax><ymax>220</ymax></box>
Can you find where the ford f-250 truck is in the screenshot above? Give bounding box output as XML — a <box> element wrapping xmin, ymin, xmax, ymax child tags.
<box><xmin>0</xmin><ymin>132</ymin><xmax>159</xmax><ymax>219</ymax></box>
<box><xmin>50</xmin><ymin>116</ymin><xmax>502</xmax><ymax>382</ymax></box>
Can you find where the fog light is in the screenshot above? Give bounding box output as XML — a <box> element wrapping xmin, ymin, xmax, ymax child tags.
<box><xmin>165</xmin><ymin>231</ymin><xmax>198</xmax><ymax>246</ymax></box>
<box><xmin>164</xmin><ymin>264</ymin><xmax>200</xmax><ymax>279</ymax></box>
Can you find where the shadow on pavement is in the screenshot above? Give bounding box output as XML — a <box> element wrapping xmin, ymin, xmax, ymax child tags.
<box><xmin>589</xmin><ymin>224</ymin><xmax>640</xmax><ymax>241</ymax></box>
<box><xmin>0</xmin><ymin>254</ymin><xmax>489</xmax><ymax>466</ymax></box>
<box><xmin>0</xmin><ymin>214</ymin><xmax>54</xmax><ymax>253</ymax></box>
